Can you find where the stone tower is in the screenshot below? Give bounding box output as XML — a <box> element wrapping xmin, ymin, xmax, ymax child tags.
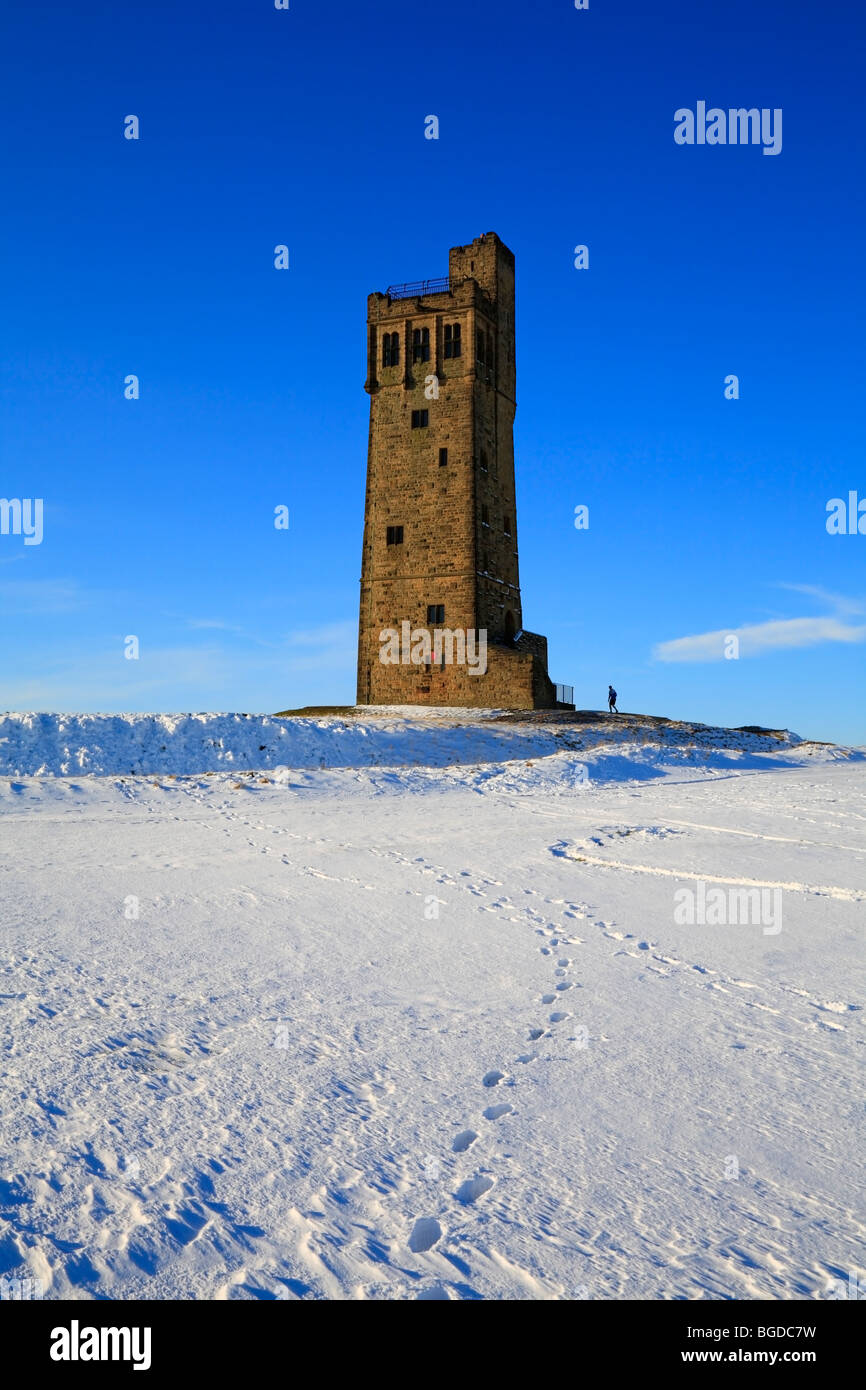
<box><xmin>356</xmin><ymin>232</ymin><xmax>562</xmax><ymax>709</ymax></box>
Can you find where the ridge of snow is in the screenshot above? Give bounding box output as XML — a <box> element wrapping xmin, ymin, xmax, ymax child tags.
<box><xmin>0</xmin><ymin>710</ymin><xmax>857</xmax><ymax>780</ymax></box>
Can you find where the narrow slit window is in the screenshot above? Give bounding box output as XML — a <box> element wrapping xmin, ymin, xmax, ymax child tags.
<box><xmin>382</xmin><ymin>332</ymin><xmax>400</xmax><ymax>368</ymax></box>
<box><xmin>439</xmin><ymin>447</ymin><xmax>448</xmax><ymax>467</ymax></box>
<box><xmin>412</xmin><ymin>327</ymin><xmax>430</xmax><ymax>363</ymax></box>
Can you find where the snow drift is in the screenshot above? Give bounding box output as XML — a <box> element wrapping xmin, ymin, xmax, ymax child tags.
<box><xmin>0</xmin><ymin>709</ymin><xmax>840</xmax><ymax>780</ymax></box>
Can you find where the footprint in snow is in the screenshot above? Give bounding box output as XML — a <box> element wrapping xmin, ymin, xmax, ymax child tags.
<box><xmin>482</xmin><ymin>1070</ymin><xmax>508</xmax><ymax>1088</ymax></box>
<box><xmin>483</xmin><ymin>1103</ymin><xmax>512</xmax><ymax>1121</ymax></box>
<box><xmin>452</xmin><ymin>1130</ymin><xmax>478</xmax><ymax>1153</ymax></box>
<box><xmin>409</xmin><ymin>1217</ymin><xmax>442</xmax><ymax>1253</ymax></box>
<box><xmin>456</xmin><ymin>1175</ymin><xmax>495</xmax><ymax>1205</ymax></box>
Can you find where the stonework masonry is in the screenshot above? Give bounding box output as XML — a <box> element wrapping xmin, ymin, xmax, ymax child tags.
<box><xmin>356</xmin><ymin>232</ymin><xmax>564</xmax><ymax>709</ymax></box>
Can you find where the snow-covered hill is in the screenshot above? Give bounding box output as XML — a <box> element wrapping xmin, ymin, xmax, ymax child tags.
<box><xmin>0</xmin><ymin>710</ymin><xmax>863</xmax><ymax>1301</ymax></box>
<box><xmin>0</xmin><ymin>708</ymin><xmax>855</xmax><ymax>779</ymax></box>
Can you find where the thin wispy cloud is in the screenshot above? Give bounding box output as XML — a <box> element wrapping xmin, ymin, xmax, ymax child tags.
<box><xmin>0</xmin><ymin>622</ymin><xmax>357</xmax><ymax>711</ymax></box>
<box><xmin>286</xmin><ymin>621</ymin><xmax>357</xmax><ymax>649</ymax></box>
<box><xmin>0</xmin><ymin>578</ymin><xmax>87</xmax><ymax>614</ymax></box>
<box><xmin>655</xmin><ymin>614</ymin><xmax>866</xmax><ymax>663</ymax></box>
<box><xmin>775</xmin><ymin>584</ymin><xmax>865</xmax><ymax>617</ymax></box>
<box><xmin>186</xmin><ymin>618</ymin><xmax>244</xmax><ymax>632</ymax></box>
<box><xmin>181</xmin><ymin>617</ymin><xmax>356</xmax><ymax>654</ymax></box>
<box><xmin>183</xmin><ymin>617</ymin><xmax>279</xmax><ymax>647</ymax></box>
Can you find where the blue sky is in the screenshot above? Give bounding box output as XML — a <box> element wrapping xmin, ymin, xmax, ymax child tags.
<box><xmin>1</xmin><ymin>0</ymin><xmax>863</xmax><ymax>743</ymax></box>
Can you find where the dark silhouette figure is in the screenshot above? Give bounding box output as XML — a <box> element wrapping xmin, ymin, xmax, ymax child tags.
<box><xmin>608</xmin><ymin>685</ymin><xmax>618</xmax><ymax>714</ymax></box>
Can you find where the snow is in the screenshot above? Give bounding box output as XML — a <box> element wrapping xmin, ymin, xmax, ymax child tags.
<box><xmin>0</xmin><ymin>707</ymin><xmax>830</xmax><ymax>779</ymax></box>
<box><xmin>0</xmin><ymin>711</ymin><xmax>863</xmax><ymax>1300</ymax></box>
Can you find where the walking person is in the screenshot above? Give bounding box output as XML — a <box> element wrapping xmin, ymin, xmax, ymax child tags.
<box><xmin>608</xmin><ymin>685</ymin><xmax>618</xmax><ymax>714</ymax></box>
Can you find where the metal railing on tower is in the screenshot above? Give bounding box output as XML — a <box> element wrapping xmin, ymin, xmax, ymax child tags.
<box><xmin>386</xmin><ymin>277</ymin><xmax>451</xmax><ymax>300</ymax></box>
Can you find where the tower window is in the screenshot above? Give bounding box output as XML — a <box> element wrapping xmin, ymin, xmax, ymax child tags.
<box><xmin>427</xmin><ymin>604</ymin><xmax>445</xmax><ymax>624</ymax></box>
<box><xmin>487</xmin><ymin>333</ymin><xmax>495</xmax><ymax>375</ymax></box>
<box><xmin>382</xmin><ymin>332</ymin><xmax>400</xmax><ymax>368</ymax></box>
<box><xmin>439</xmin><ymin>447</ymin><xmax>448</xmax><ymax>467</ymax></box>
<box><xmin>444</xmin><ymin>323</ymin><xmax>462</xmax><ymax>358</ymax></box>
<box><xmin>476</xmin><ymin>331</ymin><xmax>486</xmax><ymax>367</ymax></box>
<box><xmin>480</xmin><ymin>449</ymin><xmax>488</xmax><ymax>472</ymax></box>
<box><xmin>411</xmin><ymin>409</ymin><xmax>429</xmax><ymax>429</ymax></box>
<box><xmin>412</xmin><ymin>327</ymin><xmax>430</xmax><ymax>363</ymax></box>
<box><xmin>481</xmin><ymin>504</ymin><xmax>489</xmax><ymax>526</ymax></box>
<box><xmin>386</xmin><ymin>525</ymin><xmax>404</xmax><ymax>545</ymax></box>
<box><xmin>503</xmin><ymin>514</ymin><xmax>511</xmax><ymax>535</ymax></box>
